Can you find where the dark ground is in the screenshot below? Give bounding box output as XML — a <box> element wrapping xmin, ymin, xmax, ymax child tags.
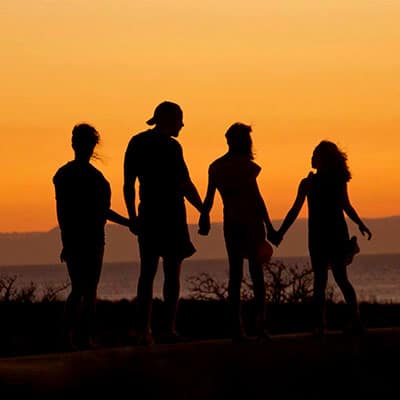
<box><xmin>1</xmin><ymin>327</ymin><xmax>400</xmax><ymax>399</ymax></box>
<box><xmin>1</xmin><ymin>299</ymin><xmax>400</xmax><ymax>357</ymax></box>
<box><xmin>1</xmin><ymin>300</ymin><xmax>400</xmax><ymax>398</ymax></box>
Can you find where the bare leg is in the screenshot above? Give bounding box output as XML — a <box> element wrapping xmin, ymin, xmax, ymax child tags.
<box><xmin>80</xmin><ymin>249</ymin><xmax>103</xmax><ymax>348</ymax></box>
<box><xmin>311</xmin><ymin>258</ymin><xmax>329</xmax><ymax>336</ymax></box>
<box><xmin>248</xmin><ymin>258</ymin><xmax>267</xmax><ymax>338</ymax></box>
<box><xmin>64</xmin><ymin>286</ymin><xmax>82</xmax><ymax>348</ymax></box>
<box><xmin>227</xmin><ymin>252</ymin><xmax>245</xmax><ymax>340</ymax></box>
<box><xmin>137</xmin><ymin>244</ymin><xmax>159</xmax><ymax>342</ymax></box>
<box><xmin>162</xmin><ymin>256</ymin><xmax>182</xmax><ymax>335</ymax></box>
<box><xmin>331</xmin><ymin>261</ymin><xmax>362</xmax><ymax>333</ymax></box>
<box><xmin>65</xmin><ymin>259</ymin><xmax>84</xmax><ymax>349</ymax></box>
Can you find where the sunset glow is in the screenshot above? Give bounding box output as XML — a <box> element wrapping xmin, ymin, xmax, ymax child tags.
<box><xmin>1</xmin><ymin>1</ymin><xmax>399</xmax><ymax>232</ymax></box>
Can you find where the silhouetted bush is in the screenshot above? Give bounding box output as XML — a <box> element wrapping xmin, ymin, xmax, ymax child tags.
<box><xmin>186</xmin><ymin>260</ymin><xmax>335</xmax><ymax>304</ymax></box>
<box><xmin>0</xmin><ymin>274</ymin><xmax>70</xmax><ymax>303</ymax></box>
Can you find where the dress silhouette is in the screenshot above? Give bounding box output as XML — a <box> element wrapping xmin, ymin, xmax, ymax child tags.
<box><xmin>199</xmin><ymin>122</ymin><xmax>276</xmax><ymax>342</ymax></box>
<box><xmin>275</xmin><ymin>140</ymin><xmax>372</xmax><ymax>337</ymax></box>
<box><xmin>123</xmin><ymin>101</ymin><xmax>203</xmax><ymax>344</ymax></box>
<box><xmin>53</xmin><ymin>123</ymin><xmax>129</xmax><ymax>350</ymax></box>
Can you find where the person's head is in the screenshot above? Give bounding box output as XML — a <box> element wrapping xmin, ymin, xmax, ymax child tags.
<box><xmin>225</xmin><ymin>122</ymin><xmax>254</xmax><ymax>159</ymax></box>
<box><xmin>71</xmin><ymin>123</ymin><xmax>100</xmax><ymax>162</ymax></box>
<box><xmin>311</xmin><ymin>140</ymin><xmax>351</xmax><ymax>182</ymax></box>
<box><xmin>146</xmin><ymin>101</ymin><xmax>184</xmax><ymax>137</ymax></box>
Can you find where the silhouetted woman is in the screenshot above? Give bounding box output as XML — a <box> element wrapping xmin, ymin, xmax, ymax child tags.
<box><xmin>276</xmin><ymin>140</ymin><xmax>372</xmax><ymax>337</ymax></box>
<box><xmin>53</xmin><ymin>123</ymin><xmax>129</xmax><ymax>350</ymax></box>
<box><xmin>199</xmin><ymin>123</ymin><xmax>276</xmax><ymax>342</ymax></box>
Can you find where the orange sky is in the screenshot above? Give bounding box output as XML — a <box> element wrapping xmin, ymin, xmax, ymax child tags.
<box><xmin>1</xmin><ymin>1</ymin><xmax>400</xmax><ymax>232</ymax></box>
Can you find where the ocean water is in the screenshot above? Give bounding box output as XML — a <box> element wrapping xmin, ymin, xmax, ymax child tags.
<box><xmin>0</xmin><ymin>254</ymin><xmax>399</xmax><ymax>303</ymax></box>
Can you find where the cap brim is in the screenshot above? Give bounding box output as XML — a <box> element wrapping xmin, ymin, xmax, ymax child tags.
<box><xmin>146</xmin><ymin>117</ymin><xmax>156</xmax><ymax>125</ymax></box>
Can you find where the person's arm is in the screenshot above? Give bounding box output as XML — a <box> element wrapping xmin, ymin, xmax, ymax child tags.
<box><xmin>277</xmin><ymin>179</ymin><xmax>308</xmax><ymax>241</ymax></box>
<box><xmin>342</xmin><ymin>183</ymin><xmax>372</xmax><ymax>240</ymax></box>
<box><xmin>107</xmin><ymin>209</ymin><xmax>130</xmax><ymax>227</ymax></box>
<box><xmin>183</xmin><ymin>178</ymin><xmax>203</xmax><ymax>213</ymax></box>
<box><xmin>178</xmin><ymin>144</ymin><xmax>203</xmax><ymax>213</ymax></box>
<box><xmin>198</xmin><ymin>169</ymin><xmax>216</xmax><ymax>235</ymax></box>
<box><xmin>55</xmin><ymin>198</ymin><xmax>66</xmax><ymax>231</ymax></box>
<box><xmin>53</xmin><ymin>177</ymin><xmax>71</xmax><ymax>262</ymax></box>
<box><xmin>123</xmin><ymin>141</ymin><xmax>139</xmax><ymax>234</ymax></box>
<box><xmin>254</xmin><ymin>183</ymin><xmax>274</xmax><ymax>234</ymax></box>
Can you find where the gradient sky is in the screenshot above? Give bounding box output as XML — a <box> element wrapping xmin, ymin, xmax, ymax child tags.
<box><xmin>1</xmin><ymin>1</ymin><xmax>399</xmax><ymax>232</ymax></box>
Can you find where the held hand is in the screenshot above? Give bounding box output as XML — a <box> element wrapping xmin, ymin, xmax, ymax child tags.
<box><xmin>60</xmin><ymin>248</ymin><xmax>67</xmax><ymax>263</ymax></box>
<box><xmin>359</xmin><ymin>223</ymin><xmax>372</xmax><ymax>240</ymax></box>
<box><xmin>267</xmin><ymin>229</ymin><xmax>283</xmax><ymax>247</ymax></box>
<box><xmin>198</xmin><ymin>213</ymin><xmax>211</xmax><ymax>236</ymax></box>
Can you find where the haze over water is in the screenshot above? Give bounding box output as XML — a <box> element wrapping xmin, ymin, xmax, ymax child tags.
<box><xmin>1</xmin><ymin>254</ymin><xmax>399</xmax><ymax>303</ymax></box>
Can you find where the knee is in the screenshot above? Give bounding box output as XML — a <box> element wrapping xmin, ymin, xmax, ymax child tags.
<box><xmin>336</xmin><ymin>277</ymin><xmax>353</xmax><ymax>290</ymax></box>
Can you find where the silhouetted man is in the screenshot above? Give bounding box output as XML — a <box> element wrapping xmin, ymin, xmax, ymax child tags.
<box><xmin>124</xmin><ymin>101</ymin><xmax>203</xmax><ymax>344</ymax></box>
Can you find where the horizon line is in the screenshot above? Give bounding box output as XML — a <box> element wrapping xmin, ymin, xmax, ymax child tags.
<box><xmin>1</xmin><ymin>214</ymin><xmax>399</xmax><ymax>235</ymax></box>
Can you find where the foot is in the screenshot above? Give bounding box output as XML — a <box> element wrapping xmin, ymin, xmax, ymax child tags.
<box><xmin>136</xmin><ymin>331</ymin><xmax>155</xmax><ymax>346</ymax></box>
<box><xmin>311</xmin><ymin>327</ymin><xmax>326</xmax><ymax>341</ymax></box>
<box><xmin>158</xmin><ymin>331</ymin><xmax>188</xmax><ymax>344</ymax></box>
<box><xmin>80</xmin><ymin>336</ymin><xmax>101</xmax><ymax>350</ymax></box>
<box><xmin>231</xmin><ymin>332</ymin><xmax>252</xmax><ymax>343</ymax></box>
<box><xmin>343</xmin><ymin>320</ymin><xmax>366</xmax><ymax>337</ymax></box>
<box><xmin>64</xmin><ymin>328</ymin><xmax>80</xmax><ymax>351</ymax></box>
<box><xmin>257</xmin><ymin>330</ymin><xmax>272</xmax><ymax>344</ymax></box>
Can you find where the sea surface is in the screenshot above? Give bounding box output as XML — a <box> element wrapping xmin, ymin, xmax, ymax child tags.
<box><xmin>1</xmin><ymin>254</ymin><xmax>400</xmax><ymax>303</ymax></box>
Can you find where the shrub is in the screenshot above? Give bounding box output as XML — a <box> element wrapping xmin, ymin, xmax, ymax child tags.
<box><xmin>0</xmin><ymin>274</ymin><xmax>70</xmax><ymax>303</ymax></box>
<box><xmin>186</xmin><ymin>260</ymin><xmax>336</xmax><ymax>304</ymax></box>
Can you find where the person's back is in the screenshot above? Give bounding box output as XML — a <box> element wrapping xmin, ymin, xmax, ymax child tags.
<box><xmin>275</xmin><ymin>140</ymin><xmax>372</xmax><ymax>338</ymax></box>
<box><xmin>123</xmin><ymin>102</ymin><xmax>203</xmax><ymax>344</ymax></box>
<box><xmin>302</xmin><ymin>172</ymin><xmax>349</xmax><ymax>255</ymax></box>
<box><xmin>125</xmin><ymin>129</ymin><xmax>188</xmax><ymax>215</ymax></box>
<box><xmin>210</xmin><ymin>153</ymin><xmax>263</xmax><ymax>226</ymax></box>
<box><xmin>53</xmin><ymin>160</ymin><xmax>111</xmax><ymax>247</ymax></box>
<box><xmin>200</xmin><ymin>122</ymin><xmax>276</xmax><ymax>342</ymax></box>
<box><xmin>53</xmin><ymin>123</ymin><xmax>129</xmax><ymax>350</ymax></box>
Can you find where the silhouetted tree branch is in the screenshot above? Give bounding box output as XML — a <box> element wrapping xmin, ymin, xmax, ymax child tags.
<box><xmin>0</xmin><ymin>274</ymin><xmax>70</xmax><ymax>303</ymax></box>
<box><xmin>186</xmin><ymin>260</ymin><xmax>336</xmax><ymax>304</ymax></box>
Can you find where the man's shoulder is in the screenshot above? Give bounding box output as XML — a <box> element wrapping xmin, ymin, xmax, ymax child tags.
<box><xmin>127</xmin><ymin>129</ymin><xmax>152</xmax><ymax>147</ymax></box>
<box><xmin>168</xmin><ymin>136</ymin><xmax>183</xmax><ymax>151</ymax></box>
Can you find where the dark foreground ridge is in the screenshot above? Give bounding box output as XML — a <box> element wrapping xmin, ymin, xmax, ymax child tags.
<box><xmin>0</xmin><ymin>328</ymin><xmax>399</xmax><ymax>399</ymax></box>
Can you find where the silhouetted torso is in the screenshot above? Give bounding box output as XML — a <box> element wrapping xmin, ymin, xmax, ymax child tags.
<box><xmin>303</xmin><ymin>172</ymin><xmax>349</xmax><ymax>258</ymax></box>
<box><xmin>210</xmin><ymin>154</ymin><xmax>263</xmax><ymax>224</ymax></box>
<box><xmin>124</xmin><ymin>129</ymin><xmax>195</xmax><ymax>258</ymax></box>
<box><xmin>53</xmin><ymin>160</ymin><xmax>111</xmax><ymax>250</ymax></box>
<box><xmin>209</xmin><ymin>153</ymin><xmax>266</xmax><ymax>257</ymax></box>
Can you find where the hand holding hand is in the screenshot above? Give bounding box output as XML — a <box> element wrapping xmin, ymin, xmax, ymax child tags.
<box><xmin>359</xmin><ymin>223</ymin><xmax>372</xmax><ymax>240</ymax></box>
<box><xmin>60</xmin><ymin>248</ymin><xmax>67</xmax><ymax>263</ymax></box>
<box><xmin>198</xmin><ymin>213</ymin><xmax>211</xmax><ymax>236</ymax></box>
<box><xmin>267</xmin><ymin>229</ymin><xmax>283</xmax><ymax>247</ymax></box>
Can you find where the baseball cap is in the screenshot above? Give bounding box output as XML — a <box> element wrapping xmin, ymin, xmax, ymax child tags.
<box><xmin>146</xmin><ymin>101</ymin><xmax>183</xmax><ymax>125</ymax></box>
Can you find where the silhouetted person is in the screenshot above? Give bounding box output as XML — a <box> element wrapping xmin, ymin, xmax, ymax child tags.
<box><xmin>124</xmin><ymin>101</ymin><xmax>203</xmax><ymax>345</ymax></box>
<box><xmin>199</xmin><ymin>123</ymin><xmax>276</xmax><ymax>342</ymax></box>
<box><xmin>53</xmin><ymin>123</ymin><xmax>129</xmax><ymax>350</ymax></box>
<box><xmin>274</xmin><ymin>140</ymin><xmax>372</xmax><ymax>338</ymax></box>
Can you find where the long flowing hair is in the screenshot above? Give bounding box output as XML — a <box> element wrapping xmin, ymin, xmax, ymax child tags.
<box><xmin>314</xmin><ymin>140</ymin><xmax>351</xmax><ymax>182</ymax></box>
